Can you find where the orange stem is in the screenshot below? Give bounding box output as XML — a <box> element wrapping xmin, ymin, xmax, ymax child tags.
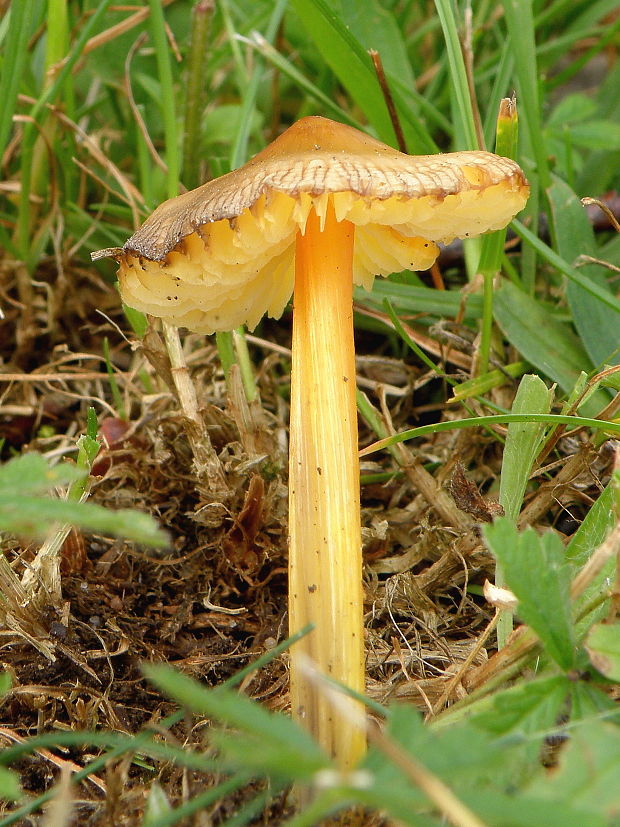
<box><xmin>289</xmin><ymin>201</ymin><xmax>366</xmax><ymax>768</ymax></box>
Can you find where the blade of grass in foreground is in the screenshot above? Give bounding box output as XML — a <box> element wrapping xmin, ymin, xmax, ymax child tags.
<box><xmin>0</xmin><ymin>626</ymin><xmax>314</xmax><ymax>825</ymax></box>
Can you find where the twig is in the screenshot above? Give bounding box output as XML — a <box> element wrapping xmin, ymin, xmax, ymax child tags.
<box><xmin>368</xmin><ymin>49</ymin><xmax>407</xmax><ymax>153</ymax></box>
<box><xmin>160</xmin><ymin>321</ymin><xmax>230</xmax><ymax>498</ymax></box>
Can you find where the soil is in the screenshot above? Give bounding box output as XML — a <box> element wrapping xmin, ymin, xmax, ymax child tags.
<box><xmin>0</xmin><ymin>256</ymin><xmax>613</xmax><ymax>824</ymax></box>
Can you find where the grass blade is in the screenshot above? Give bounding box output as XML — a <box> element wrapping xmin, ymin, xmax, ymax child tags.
<box><xmin>359</xmin><ymin>414</ymin><xmax>620</xmax><ymax>459</ymax></box>
<box><xmin>0</xmin><ymin>0</ymin><xmax>37</xmax><ymax>160</ymax></box>
<box><xmin>498</xmin><ymin>374</ymin><xmax>551</xmax><ymax>522</ymax></box>
<box><xmin>547</xmin><ymin>178</ymin><xmax>620</xmax><ymax>368</ymax></box>
<box><xmin>290</xmin><ymin>0</ymin><xmax>437</xmax><ymax>152</ymax></box>
<box><xmin>433</xmin><ymin>0</ymin><xmax>479</xmax><ymax>149</ymax></box>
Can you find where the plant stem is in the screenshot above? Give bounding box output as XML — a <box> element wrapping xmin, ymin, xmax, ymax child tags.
<box><xmin>148</xmin><ymin>0</ymin><xmax>179</xmax><ymax>199</ymax></box>
<box><xmin>288</xmin><ymin>203</ymin><xmax>365</xmax><ymax>769</ymax></box>
<box><xmin>182</xmin><ymin>0</ymin><xmax>214</xmax><ymax>190</ymax></box>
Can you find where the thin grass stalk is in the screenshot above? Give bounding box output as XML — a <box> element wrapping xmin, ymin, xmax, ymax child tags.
<box><xmin>147</xmin><ymin>0</ymin><xmax>227</xmax><ymax>495</ymax></box>
<box><xmin>0</xmin><ymin>0</ymin><xmax>36</xmax><ymax>161</ymax></box>
<box><xmin>147</xmin><ymin>0</ymin><xmax>180</xmax><ymax>199</ymax></box>
<box><xmin>359</xmin><ymin>414</ymin><xmax>620</xmax><ymax>459</ymax></box>
<box><xmin>16</xmin><ymin>0</ymin><xmax>112</xmax><ymax>267</ymax></box>
<box><xmin>135</xmin><ymin>104</ymin><xmax>154</xmax><ymax>207</ymax></box>
<box><xmin>216</xmin><ymin>0</ymin><xmax>287</xmax><ymax>402</ymax></box>
<box><xmin>232</xmin><ymin>329</ymin><xmax>257</xmax><ymax>403</ymax></box>
<box><xmin>219</xmin><ymin>0</ymin><xmax>247</xmax><ymax>89</ymax></box>
<box><xmin>215</xmin><ymin>331</ymin><xmax>236</xmax><ymax>389</ymax></box>
<box><xmin>433</xmin><ymin>0</ymin><xmax>480</xmax><ymax>150</ymax></box>
<box><xmin>501</xmin><ymin>0</ymin><xmax>550</xmax><ymax>292</ymax></box>
<box><xmin>228</xmin><ymin>0</ymin><xmax>288</xmax><ymax>170</ymax></box>
<box><xmin>30</xmin><ymin>0</ymin><xmax>72</xmax><ymax>210</ymax></box>
<box><xmin>182</xmin><ymin>0</ymin><xmax>214</xmax><ymax>190</ymax></box>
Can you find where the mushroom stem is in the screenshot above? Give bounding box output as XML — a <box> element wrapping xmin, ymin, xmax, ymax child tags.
<box><xmin>289</xmin><ymin>201</ymin><xmax>366</xmax><ymax>768</ymax></box>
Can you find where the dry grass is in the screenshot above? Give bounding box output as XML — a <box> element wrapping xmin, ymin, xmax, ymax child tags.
<box><xmin>0</xmin><ymin>243</ymin><xmax>614</xmax><ymax>823</ymax></box>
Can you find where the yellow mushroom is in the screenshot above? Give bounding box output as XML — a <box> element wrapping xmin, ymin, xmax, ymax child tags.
<box><xmin>93</xmin><ymin>116</ymin><xmax>529</xmax><ymax>769</ymax></box>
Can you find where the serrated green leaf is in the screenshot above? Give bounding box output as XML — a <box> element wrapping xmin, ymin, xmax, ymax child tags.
<box><xmin>585</xmin><ymin>623</ymin><xmax>620</xmax><ymax>681</ymax></box>
<box><xmin>548</xmin><ymin>178</ymin><xmax>620</xmax><ymax>368</ymax></box>
<box><xmin>0</xmin><ymin>495</ymin><xmax>167</xmax><ymax>546</ymax></box>
<box><xmin>568</xmin><ymin>681</ymin><xmax>620</xmax><ymax>724</ymax></box>
<box><xmin>384</xmin><ymin>705</ymin><xmax>507</xmax><ymax>783</ymax></box>
<box><xmin>528</xmin><ymin>722</ymin><xmax>620</xmax><ymax>817</ymax></box>
<box><xmin>470</xmin><ymin>675</ymin><xmax>570</xmax><ymax>738</ymax></box>
<box><xmin>463</xmin><ymin>790</ymin><xmax>605</xmax><ymax>827</ymax></box>
<box><xmin>499</xmin><ymin>374</ymin><xmax>551</xmax><ymax>521</ymax></box>
<box><xmin>484</xmin><ymin>520</ymin><xmax>576</xmax><ymax>669</ymax></box>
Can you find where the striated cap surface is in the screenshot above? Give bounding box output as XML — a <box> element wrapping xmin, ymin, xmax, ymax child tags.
<box><xmin>94</xmin><ymin>116</ymin><xmax>529</xmax><ymax>333</ymax></box>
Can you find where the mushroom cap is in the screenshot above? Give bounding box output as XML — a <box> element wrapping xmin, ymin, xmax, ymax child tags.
<box><xmin>106</xmin><ymin>116</ymin><xmax>529</xmax><ymax>334</ymax></box>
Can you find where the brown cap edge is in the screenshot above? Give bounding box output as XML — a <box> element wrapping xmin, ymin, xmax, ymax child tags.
<box><xmin>91</xmin><ymin>247</ymin><xmax>123</xmax><ymax>262</ymax></box>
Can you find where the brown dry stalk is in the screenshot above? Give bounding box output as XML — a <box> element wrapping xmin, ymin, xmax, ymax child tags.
<box><xmin>518</xmin><ymin>449</ymin><xmax>592</xmax><ymax>529</ymax></box>
<box><xmin>17</xmin><ymin>93</ymin><xmax>144</xmax><ymax>225</ymax></box>
<box><xmin>161</xmin><ymin>321</ymin><xmax>229</xmax><ymax>498</ymax></box>
<box><xmin>354</xmin><ymin>303</ymin><xmax>473</xmax><ymax>370</ymax></box>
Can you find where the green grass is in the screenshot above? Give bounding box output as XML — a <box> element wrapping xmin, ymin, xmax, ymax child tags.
<box><xmin>1</xmin><ymin>0</ymin><xmax>620</xmax><ymax>823</ymax></box>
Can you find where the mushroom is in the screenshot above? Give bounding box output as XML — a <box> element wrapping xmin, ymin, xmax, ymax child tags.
<box><xmin>93</xmin><ymin>116</ymin><xmax>529</xmax><ymax>769</ymax></box>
